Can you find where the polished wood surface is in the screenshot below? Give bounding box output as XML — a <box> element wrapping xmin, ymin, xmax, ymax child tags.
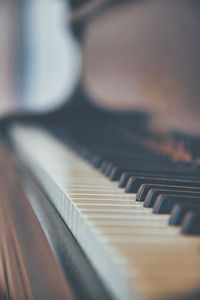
<box><xmin>0</xmin><ymin>140</ymin><xmax>73</xmax><ymax>300</ymax></box>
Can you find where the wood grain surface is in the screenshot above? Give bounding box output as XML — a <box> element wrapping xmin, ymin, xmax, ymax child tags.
<box><xmin>0</xmin><ymin>140</ymin><xmax>73</xmax><ymax>300</ymax></box>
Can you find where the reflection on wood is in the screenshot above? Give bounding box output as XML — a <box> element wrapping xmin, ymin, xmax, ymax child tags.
<box><xmin>0</xmin><ymin>141</ymin><xmax>73</xmax><ymax>300</ymax></box>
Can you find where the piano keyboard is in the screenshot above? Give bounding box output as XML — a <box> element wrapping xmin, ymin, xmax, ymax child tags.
<box><xmin>9</xmin><ymin>124</ymin><xmax>200</xmax><ymax>300</ymax></box>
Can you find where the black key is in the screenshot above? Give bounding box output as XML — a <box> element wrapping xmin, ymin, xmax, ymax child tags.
<box><xmin>110</xmin><ymin>163</ymin><xmax>190</xmax><ymax>182</ymax></box>
<box><xmin>109</xmin><ymin>167</ymin><xmax>123</xmax><ymax>181</ymax></box>
<box><xmin>100</xmin><ymin>161</ymin><xmax>109</xmax><ymax>173</ymax></box>
<box><xmin>169</xmin><ymin>204</ymin><xmax>200</xmax><ymax>225</ymax></box>
<box><xmin>136</xmin><ymin>184</ymin><xmax>200</xmax><ymax>202</ymax></box>
<box><xmin>105</xmin><ymin>164</ymin><xmax>115</xmax><ymax>177</ymax></box>
<box><xmin>126</xmin><ymin>177</ymin><xmax>200</xmax><ymax>193</ymax></box>
<box><xmin>119</xmin><ymin>172</ymin><xmax>167</xmax><ymax>188</ymax></box>
<box><xmin>144</xmin><ymin>189</ymin><xmax>200</xmax><ymax>207</ymax></box>
<box><xmin>111</xmin><ymin>168</ymin><xmax>175</xmax><ymax>182</ymax></box>
<box><xmin>182</xmin><ymin>212</ymin><xmax>200</xmax><ymax>235</ymax></box>
<box><xmin>91</xmin><ymin>155</ymin><xmax>102</xmax><ymax>168</ymax></box>
<box><xmin>111</xmin><ymin>159</ymin><xmax>200</xmax><ymax>182</ymax></box>
<box><xmin>153</xmin><ymin>195</ymin><xmax>200</xmax><ymax>214</ymax></box>
<box><xmin>119</xmin><ymin>171</ymin><xmax>182</xmax><ymax>188</ymax></box>
<box><xmin>80</xmin><ymin>148</ymin><xmax>91</xmax><ymax>159</ymax></box>
<box><xmin>86</xmin><ymin>152</ymin><xmax>95</xmax><ymax>162</ymax></box>
<box><xmin>119</xmin><ymin>173</ymin><xmax>133</xmax><ymax>188</ymax></box>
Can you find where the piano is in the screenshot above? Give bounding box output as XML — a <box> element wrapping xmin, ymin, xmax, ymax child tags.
<box><xmin>1</xmin><ymin>0</ymin><xmax>200</xmax><ymax>299</ymax></box>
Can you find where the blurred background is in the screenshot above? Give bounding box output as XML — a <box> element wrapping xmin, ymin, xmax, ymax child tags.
<box><xmin>0</xmin><ymin>0</ymin><xmax>80</xmax><ymax>114</ymax></box>
<box><xmin>2</xmin><ymin>0</ymin><xmax>200</xmax><ymax>135</ymax></box>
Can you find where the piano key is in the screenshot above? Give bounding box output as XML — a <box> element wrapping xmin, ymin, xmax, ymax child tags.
<box><xmin>144</xmin><ymin>189</ymin><xmax>200</xmax><ymax>208</ymax></box>
<box><xmin>136</xmin><ymin>184</ymin><xmax>200</xmax><ymax>202</ymax></box>
<box><xmin>111</xmin><ymin>159</ymin><xmax>200</xmax><ymax>177</ymax></box>
<box><xmin>125</xmin><ymin>176</ymin><xmax>200</xmax><ymax>193</ymax></box>
<box><xmin>118</xmin><ymin>172</ymin><xmax>171</xmax><ymax>188</ymax></box>
<box><xmin>66</xmin><ymin>187</ymin><xmax>127</xmax><ymax>194</ymax></box>
<box><xmin>100</xmin><ymin>160</ymin><xmax>108</xmax><ymax>173</ymax></box>
<box><xmin>110</xmin><ymin>167</ymin><xmax>196</xmax><ymax>182</ymax></box>
<box><xmin>119</xmin><ymin>170</ymin><xmax>200</xmax><ymax>189</ymax></box>
<box><xmin>182</xmin><ymin>212</ymin><xmax>200</xmax><ymax>235</ymax></box>
<box><xmin>68</xmin><ymin>194</ymin><xmax>135</xmax><ymax>200</ymax></box>
<box><xmin>73</xmin><ymin>199</ymin><xmax>136</xmax><ymax>205</ymax></box>
<box><xmin>169</xmin><ymin>204</ymin><xmax>200</xmax><ymax>226</ymax></box>
<box><xmin>109</xmin><ymin>167</ymin><xmax>123</xmax><ymax>180</ymax></box>
<box><xmin>119</xmin><ymin>172</ymin><xmax>133</xmax><ymax>187</ymax></box>
<box><xmin>96</xmin><ymin>225</ymin><xmax>179</xmax><ymax>236</ymax></box>
<box><xmin>104</xmin><ymin>163</ymin><xmax>114</xmax><ymax>176</ymax></box>
<box><xmin>153</xmin><ymin>195</ymin><xmax>200</xmax><ymax>214</ymax></box>
<box><xmin>119</xmin><ymin>171</ymin><xmax>186</xmax><ymax>188</ymax></box>
<box><xmin>91</xmin><ymin>155</ymin><xmax>102</xmax><ymax>168</ymax></box>
<box><xmin>108</xmin><ymin>159</ymin><xmax>181</xmax><ymax>181</ymax></box>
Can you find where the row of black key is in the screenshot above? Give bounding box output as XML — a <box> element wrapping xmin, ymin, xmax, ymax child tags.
<box><xmin>80</xmin><ymin>142</ymin><xmax>200</xmax><ymax>235</ymax></box>
<box><xmin>134</xmin><ymin>183</ymin><xmax>200</xmax><ymax>234</ymax></box>
<box><xmin>44</xmin><ymin>111</ymin><xmax>200</xmax><ymax>236</ymax></box>
<box><xmin>80</xmin><ymin>140</ymin><xmax>200</xmax><ymax>236</ymax></box>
